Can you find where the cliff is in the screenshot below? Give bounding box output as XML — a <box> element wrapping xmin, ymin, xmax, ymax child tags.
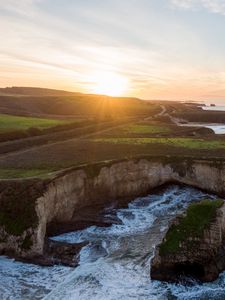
<box><xmin>151</xmin><ymin>200</ymin><xmax>225</xmax><ymax>282</ymax></box>
<box><xmin>0</xmin><ymin>156</ymin><xmax>225</xmax><ymax>261</ymax></box>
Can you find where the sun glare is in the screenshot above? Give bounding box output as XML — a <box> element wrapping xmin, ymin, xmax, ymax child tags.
<box><xmin>91</xmin><ymin>71</ymin><xmax>129</xmax><ymax>96</ymax></box>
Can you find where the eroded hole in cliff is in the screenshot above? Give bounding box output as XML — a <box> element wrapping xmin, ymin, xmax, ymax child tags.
<box><xmin>174</xmin><ymin>262</ymin><xmax>205</xmax><ymax>279</ymax></box>
<box><xmin>46</xmin><ymin>204</ymin><xmax>122</xmax><ymax>238</ymax></box>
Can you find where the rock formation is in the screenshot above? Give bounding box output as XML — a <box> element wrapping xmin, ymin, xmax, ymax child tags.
<box><xmin>0</xmin><ymin>156</ymin><xmax>225</xmax><ymax>263</ymax></box>
<box><xmin>151</xmin><ymin>199</ymin><xmax>225</xmax><ymax>282</ymax></box>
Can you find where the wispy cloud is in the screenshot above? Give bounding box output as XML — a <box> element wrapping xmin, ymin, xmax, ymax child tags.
<box><xmin>171</xmin><ymin>0</ymin><xmax>225</xmax><ymax>15</ymax></box>
<box><xmin>170</xmin><ymin>0</ymin><xmax>195</xmax><ymax>9</ymax></box>
<box><xmin>1</xmin><ymin>0</ymin><xmax>225</xmax><ymax>99</ymax></box>
<box><xmin>0</xmin><ymin>0</ymin><xmax>42</xmax><ymax>17</ymax></box>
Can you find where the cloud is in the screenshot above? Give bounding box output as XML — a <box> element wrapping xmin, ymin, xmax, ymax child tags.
<box><xmin>171</xmin><ymin>0</ymin><xmax>225</xmax><ymax>15</ymax></box>
<box><xmin>171</xmin><ymin>0</ymin><xmax>195</xmax><ymax>9</ymax></box>
<box><xmin>203</xmin><ymin>0</ymin><xmax>225</xmax><ymax>14</ymax></box>
<box><xmin>1</xmin><ymin>0</ymin><xmax>225</xmax><ymax>99</ymax></box>
<box><xmin>0</xmin><ymin>0</ymin><xmax>42</xmax><ymax>14</ymax></box>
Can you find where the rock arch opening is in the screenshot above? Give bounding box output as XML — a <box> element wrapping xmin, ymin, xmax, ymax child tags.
<box><xmin>174</xmin><ymin>262</ymin><xmax>205</xmax><ymax>279</ymax></box>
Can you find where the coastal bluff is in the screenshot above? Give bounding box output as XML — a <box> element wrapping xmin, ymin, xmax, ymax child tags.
<box><xmin>0</xmin><ymin>156</ymin><xmax>225</xmax><ymax>262</ymax></box>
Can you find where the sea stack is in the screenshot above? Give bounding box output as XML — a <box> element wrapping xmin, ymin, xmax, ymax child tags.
<box><xmin>151</xmin><ymin>199</ymin><xmax>225</xmax><ymax>282</ymax></box>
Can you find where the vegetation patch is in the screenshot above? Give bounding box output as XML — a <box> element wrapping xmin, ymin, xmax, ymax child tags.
<box><xmin>83</xmin><ymin>161</ymin><xmax>113</xmax><ymax>178</ymax></box>
<box><xmin>0</xmin><ymin>168</ymin><xmax>55</xmax><ymax>179</ymax></box>
<box><xmin>21</xmin><ymin>235</ymin><xmax>33</xmax><ymax>250</ymax></box>
<box><xmin>122</xmin><ymin>124</ymin><xmax>170</xmax><ymax>134</ymax></box>
<box><xmin>0</xmin><ymin>114</ymin><xmax>77</xmax><ymax>143</ymax></box>
<box><xmin>0</xmin><ymin>114</ymin><xmax>70</xmax><ymax>132</ymax></box>
<box><xmin>78</xmin><ymin>159</ymin><xmax>128</xmax><ymax>178</ymax></box>
<box><xmin>0</xmin><ymin>181</ymin><xmax>46</xmax><ymax>235</ymax></box>
<box><xmin>159</xmin><ymin>199</ymin><xmax>224</xmax><ymax>256</ymax></box>
<box><xmin>92</xmin><ymin>138</ymin><xmax>225</xmax><ymax>149</ymax></box>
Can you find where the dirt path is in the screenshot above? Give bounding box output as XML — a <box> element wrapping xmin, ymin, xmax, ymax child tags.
<box><xmin>144</xmin><ymin>105</ymin><xmax>166</xmax><ymax>121</ymax></box>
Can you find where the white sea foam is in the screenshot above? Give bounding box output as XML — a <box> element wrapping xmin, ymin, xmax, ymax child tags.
<box><xmin>0</xmin><ymin>185</ymin><xmax>223</xmax><ymax>300</ymax></box>
<box><xmin>0</xmin><ymin>256</ymin><xmax>72</xmax><ymax>300</ymax></box>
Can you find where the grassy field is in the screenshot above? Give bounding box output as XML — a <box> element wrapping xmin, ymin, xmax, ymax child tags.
<box><xmin>0</xmin><ymin>93</ymin><xmax>160</xmax><ymax>118</ymax></box>
<box><xmin>121</xmin><ymin>124</ymin><xmax>170</xmax><ymax>134</ymax></box>
<box><xmin>1</xmin><ymin>137</ymin><xmax>225</xmax><ymax>178</ymax></box>
<box><xmin>0</xmin><ymin>95</ymin><xmax>224</xmax><ymax>179</ymax></box>
<box><xmin>0</xmin><ymin>119</ymin><xmax>225</xmax><ymax>178</ymax></box>
<box><xmin>94</xmin><ymin>120</ymin><xmax>214</xmax><ymax>139</ymax></box>
<box><xmin>0</xmin><ymin>168</ymin><xmax>56</xmax><ymax>179</ymax></box>
<box><xmin>159</xmin><ymin>199</ymin><xmax>224</xmax><ymax>256</ymax></box>
<box><xmin>0</xmin><ymin>114</ymin><xmax>71</xmax><ymax>132</ymax></box>
<box><xmin>92</xmin><ymin>137</ymin><xmax>225</xmax><ymax>149</ymax></box>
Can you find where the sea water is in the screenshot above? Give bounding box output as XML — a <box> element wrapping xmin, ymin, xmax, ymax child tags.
<box><xmin>1</xmin><ymin>185</ymin><xmax>225</xmax><ymax>300</ymax></box>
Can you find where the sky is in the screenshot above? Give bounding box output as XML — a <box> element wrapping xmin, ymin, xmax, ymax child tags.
<box><xmin>1</xmin><ymin>0</ymin><xmax>225</xmax><ymax>100</ymax></box>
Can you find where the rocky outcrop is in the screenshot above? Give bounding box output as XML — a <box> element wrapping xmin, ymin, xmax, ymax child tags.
<box><xmin>18</xmin><ymin>240</ymin><xmax>88</xmax><ymax>267</ymax></box>
<box><xmin>0</xmin><ymin>156</ymin><xmax>225</xmax><ymax>262</ymax></box>
<box><xmin>151</xmin><ymin>201</ymin><xmax>225</xmax><ymax>282</ymax></box>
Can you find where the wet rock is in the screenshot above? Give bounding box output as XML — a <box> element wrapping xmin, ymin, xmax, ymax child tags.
<box><xmin>18</xmin><ymin>240</ymin><xmax>88</xmax><ymax>267</ymax></box>
<box><xmin>47</xmin><ymin>204</ymin><xmax>122</xmax><ymax>236</ymax></box>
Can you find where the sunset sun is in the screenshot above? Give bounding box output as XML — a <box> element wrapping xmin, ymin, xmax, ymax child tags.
<box><xmin>91</xmin><ymin>71</ymin><xmax>129</xmax><ymax>96</ymax></box>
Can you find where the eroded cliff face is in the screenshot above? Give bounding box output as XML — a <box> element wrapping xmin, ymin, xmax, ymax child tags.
<box><xmin>151</xmin><ymin>203</ymin><xmax>225</xmax><ymax>282</ymax></box>
<box><xmin>0</xmin><ymin>157</ymin><xmax>225</xmax><ymax>259</ymax></box>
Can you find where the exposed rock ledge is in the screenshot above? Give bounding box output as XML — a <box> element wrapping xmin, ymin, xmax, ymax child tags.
<box><xmin>0</xmin><ymin>156</ymin><xmax>225</xmax><ymax>263</ymax></box>
<box><xmin>151</xmin><ymin>200</ymin><xmax>225</xmax><ymax>282</ymax></box>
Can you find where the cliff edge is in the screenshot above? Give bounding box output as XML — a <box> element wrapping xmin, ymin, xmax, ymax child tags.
<box><xmin>1</xmin><ymin>156</ymin><xmax>225</xmax><ymax>263</ymax></box>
